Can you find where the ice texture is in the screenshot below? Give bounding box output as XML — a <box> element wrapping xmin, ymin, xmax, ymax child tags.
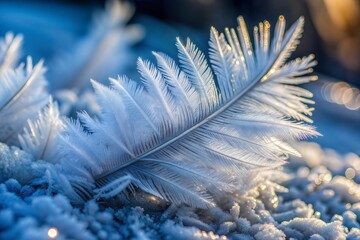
<box><xmin>0</xmin><ymin>143</ymin><xmax>35</xmax><ymax>184</ymax></box>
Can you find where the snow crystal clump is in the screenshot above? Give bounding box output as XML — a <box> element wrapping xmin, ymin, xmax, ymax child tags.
<box><xmin>0</xmin><ymin>143</ymin><xmax>35</xmax><ymax>184</ymax></box>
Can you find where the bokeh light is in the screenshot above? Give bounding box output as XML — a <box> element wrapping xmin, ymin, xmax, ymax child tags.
<box><xmin>48</xmin><ymin>227</ymin><xmax>58</xmax><ymax>239</ymax></box>
<box><xmin>321</xmin><ymin>81</ymin><xmax>360</xmax><ymax>110</ymax></box>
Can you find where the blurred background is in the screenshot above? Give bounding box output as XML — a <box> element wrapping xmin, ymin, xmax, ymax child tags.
<box><xmin>0</xmin><ymin>0</ymin><xmax>359</xmax><ymax>153</ymax></box>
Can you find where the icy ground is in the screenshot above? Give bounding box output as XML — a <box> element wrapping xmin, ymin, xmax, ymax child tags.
<box><xmin>0</xmin><ymin>142</ymin><xmax>359</xmax><ymax>240</ymax></box>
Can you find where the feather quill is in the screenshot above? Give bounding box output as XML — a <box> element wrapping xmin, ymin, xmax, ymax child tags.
<box><xmin>58</xmin><ymin>16</ymin><xmax>319</xmax><ymax>207</ymax></box>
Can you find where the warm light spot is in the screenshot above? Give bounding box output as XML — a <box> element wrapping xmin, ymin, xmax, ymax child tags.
<box><xmin>330</xmin><ymin>82</ymin><xmax>348</xmax><ymax>104</ymax></box>
<box><xmin>341</xmin><ymin>88</ymin><xmax>354</xmax><ymax>104</ymax></box>
<box><xmin>323</xmin><ymin>173</ymin><xmax>332</xmax><ymax>183</ymax></box>
<box><xmin>345</xmin><ymin>88</ymin><xmax>360</xmax><ymax>110</ymax></box>
<box><xmin>48</xmin><ymin>228</ymin><xmax>58</xmax><ymax>239</ymax></box>
<box><xmin>348</xmin><ymin>153</ymin><xmax>360</xmax><ymax>171</ymax></box>
<box><xmin>148</xmin><ymin>195</ymin><xmax>158</xmax><ymax>202</ymax></box>
<box><xmin>321</xmin><ymin>82</ymin><xmax>331</xmax><ymax>102</ymax></box>
<box><xmin>322</xmin><ymin>81</ymin><xmax>360</xmax><ymax>110</ymax></box>
<box><xmin>264</xmin><ymin>21</ymin><xmax>270</xmax><ymax>28</ymax></box>
<box><xmin>345</xmin><ymin>168</ymin><xmax>356</xmax><ymax>179</ymax></box>
<box><xmin>324</xmin><ymin>0</ymin><xmax>359</xmax><ymax>29</ymax></box>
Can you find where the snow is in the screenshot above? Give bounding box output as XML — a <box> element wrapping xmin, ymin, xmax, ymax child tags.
<box><xmin>0</xmin><ymin>141</ymin><xmax>359</xmax><ymax>239</ymax></box>
<box><xmin>0</xmin><ymin>143</ymin><xmax>35</xmax><ymax>184</ymax></box>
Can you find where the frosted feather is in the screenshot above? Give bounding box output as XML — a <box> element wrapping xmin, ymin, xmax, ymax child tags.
<box><xmin>18</xmin><ymin>99</ymin><xmax>65</xmax><ymax>163</ymax></box>
<box><xmin>0</xmin><ymin>32</ymin><xmax>22</xmax><ymax>72</ymax></box>
<box><xmin>58</xmin><ymin>16</ymin><xmax>319</xmax><ymax>207</ymax></box>
<box><xmin>48</xmin><ymin>0</ymin><xmax>143</xmax><ymax>92</ymax></box>
<box><xmin>0</xmin><ymin>57</ymin><xmax>49</xmax><ymax>145</ymax></box>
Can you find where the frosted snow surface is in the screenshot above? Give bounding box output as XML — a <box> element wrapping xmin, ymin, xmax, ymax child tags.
<box><xmin>0</xmin><ymin>142</ymin><xmax>359</xmax><ymax>239</ymax></box>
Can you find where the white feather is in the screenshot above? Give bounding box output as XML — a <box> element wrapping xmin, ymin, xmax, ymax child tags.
<box><xmin>18</xmin><ymin>99</ymin><xmax>65</xmax><ymax>163</ymax></box>
<box><xmin>0</xmin><ymin>57</ymin><xmax>48</xmax><ymax>144</ymax></box>
<box><xmin>48</xmin><ymin>0</ymin><xmax>143</xmax><ymax>92</ymax></box>
<box><xmin>58</xmin><ymin>16</ymin><xmax>319</xmax><ymax>208</ymax></box>
<box><xmin>0</xmin><ymin>32</ymin><xmax>23</xmax><ymax>72</ymax></box>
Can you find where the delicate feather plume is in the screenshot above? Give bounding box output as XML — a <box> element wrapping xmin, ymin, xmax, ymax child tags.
<box><xmin>0</xmin><ymin>57</ymin><xmax>49</xmax><ymax>145</ymax></box>
<box><xmin>0</xmin><ymin>32</ymin><xmax>23</xmax><ymax>72</ymax></box>
<box><xmin>19</xmin><ymin>98</ymin><xmax>64</xmax><ymax>163</ymax></box>
<box><xmin>48</xmin><ymin>0</ymin><xmax>143</xmax><ymax>92</ymax></box>
<box><xmin>58</xmin><ymin>16</ymin><xmax>319</xmax><ymax>208</ymax></box>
